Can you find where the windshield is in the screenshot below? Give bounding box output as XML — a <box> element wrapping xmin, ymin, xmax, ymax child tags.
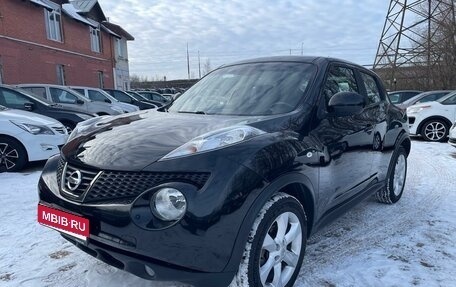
<box><xmin>169</xmin><ymin>62</ymin><xmax>316</xmax><ymax>115</ymax></box>
<box><xmin>437</xmin><ymin>91</ymin><xmax>456</xmax><ymax>103</ymax></box>
<box><xmin>128</xmin><ymin>92</ymin><xmax>145</xmax><ymax>101</ymax></box>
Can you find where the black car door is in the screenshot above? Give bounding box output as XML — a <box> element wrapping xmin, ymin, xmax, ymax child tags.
<box><xmin>311</xmin><ymin>64</ymin><xmax>376</xmax><ymax>220</ymax></box>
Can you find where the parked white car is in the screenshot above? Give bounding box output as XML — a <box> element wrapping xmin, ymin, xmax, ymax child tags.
<box><xmin>69</xmin><ymin>86</ymin><xmax>139</xmax><ymax>113</ymax></box>
<box><xmin>0</xmin><ymin>105</ymin><xmax>68</xmax><ymax>172</ymax></box>
<box><xmin>449</xmin><ymin>122</ymin><xmax>456</xmax><ymax>148</ymax></box>
<box><xmin>407</xmin><ymin>91</ymin><xmax>456</xmax><ymax>141</ymax></box>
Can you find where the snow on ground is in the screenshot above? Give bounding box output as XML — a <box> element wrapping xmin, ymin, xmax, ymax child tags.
<box><xmin>0</xmin><ymin>140</ymin><xmax>455</xmax><ymax>287</ymax></box>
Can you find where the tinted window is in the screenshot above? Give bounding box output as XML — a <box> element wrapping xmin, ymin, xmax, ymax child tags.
<box><xmin>361</xmin><ymin>73</ymin><xmax>381</xmax><ymax>104</ymax></box>
<box><xmin>323</xmin><ymin>66</ymin><xmax>358</xmax><ymax>102</ymax></box>
<box><xmin>415</xmin><ymin>93</ymin><xmax>446</xmax><ymax>104</ymax></box>
<box><xmin>88</xmin><ymin>90</ymin><xmax>109</xmax><ymax>102</ymax></box>
<box><xmin>50</xmin><ymin>88</ymin><xmax>78</xmax><ymax>104</ymax></box>
<box><xmin>169</xmin><ymin>62</ymin><xmax>316</xmax><ymax>115</ymax></box>
<box><xmin>442</xmin><ymin>94</ymin><xmax>456</xmax><ymax>105</ymax></box>
<box><xmin>22</xmin><ymin>87</ymin><xmax>47</xmax><ymax>99</ymax></box>
<box><xmin>72</xmin><ymin>88</ymin><xmax>85</xmax><ymax>96</ymax></box>
<box><xmin>113</xmin><ymin>91</ymin><xmax>132</xmax><ymax>103</ymax></box>
<box><xmin>0</xmin><ymin>89</ymin><xmax>31</xmax><ymax>109</ymax></box>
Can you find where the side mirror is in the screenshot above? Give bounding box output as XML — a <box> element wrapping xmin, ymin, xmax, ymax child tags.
<box><xmin>76</xmin><ymin>99</ymin><xmax>85</xmax><ymax>105</ymax></box>
<box><xmin>24</xmin><ymin>102</ymin><xmax>34</xmax><ymax>111</ymax></box>
<box><xmin>104</xmin><ymin>99</ymin><xmax>111</xmax><ymax>103</ymax></box>
<box><xmin>328</xmin><ymin>91</ymin><xmax>366</xmax><ymax>116</ymax></box>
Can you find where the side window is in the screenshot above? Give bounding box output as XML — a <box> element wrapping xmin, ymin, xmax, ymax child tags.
<box><xmin>50</xmin><ymin>88</ymin><xmax>78</xmax><ymax>104</ymax></box>
<box><xmin>114</xmin><ymin>91</ymin><xmax>132</xmax><ymax>103</ymax></box>
<box><xmin>416</xmin><ymin>94</ymin><xmax>437</xmax><ymax>104</ymax></box>
<box><xmin>322</xmin><ymin>66</ymin><xmax>358</xmax><ymax>102</ymax></box>
<box><xmin>88</xmin><ymin>90</ymin><xmax>108</xmax><ymax>102</ymax></box>
<box><xmin>442</xmin><ymin>94</ymin><xmax>456</xmax><ymax>105</ymax></box>
<box><xmin>22</xmin><ymin>87</ymin><xmax>47</xmax><ymax>99</ymax></box>
<box><xmin>360</xmin><ymin>73</ymin><xmax>381</xmax><ymax>105</ymax></box>
<box><xmin>0</xmin><ymin>89</ymin><xmax>30</xmax><ymax>109</ymax></box>
<box><xmin>72</xmin><ymin>89</ymin><xmax>85</xmax><ymax>96</ymax></box>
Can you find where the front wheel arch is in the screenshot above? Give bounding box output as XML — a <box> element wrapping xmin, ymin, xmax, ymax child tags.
<box><xmin>224</xmin><ymin>173</ymin><xmax>316</xmax><ymax>273</ymax></box>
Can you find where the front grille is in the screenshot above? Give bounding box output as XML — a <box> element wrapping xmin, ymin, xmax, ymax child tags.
<box><xmin>57</xmin><ymin>159</ymin><xmax>210</xmax><ymax>203</ymax></box>
<box><xmin>84</xmin><ymin>171</ymin><xmax>210</xmax><ymax>202</ymax></box>
<box><xmin>60</xmin><ymin>163</ymin><xmax>100</xmax><ymax>201</ymax></box>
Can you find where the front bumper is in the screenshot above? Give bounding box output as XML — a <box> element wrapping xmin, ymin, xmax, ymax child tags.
<box><xmin>38</xmin><ymin>154</ymin><xmax>266</xmax><ymax>286</ymax></box>
<box><xmin>15</xmin><ymin>132</ymin><xmax>67</xmax><ymax>162</ymax></box>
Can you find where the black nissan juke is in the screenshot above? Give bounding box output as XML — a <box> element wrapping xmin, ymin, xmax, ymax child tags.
<box><xmin>37</xmin><ymin>56</ymin><xmax>410</xmax><ymax>287</ymax></box>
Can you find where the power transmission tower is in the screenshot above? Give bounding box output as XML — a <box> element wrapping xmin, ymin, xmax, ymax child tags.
<box><xmin>373</xmin><ymin>0</ymin><xmax>456</xmax><ymax>90</ymax></box>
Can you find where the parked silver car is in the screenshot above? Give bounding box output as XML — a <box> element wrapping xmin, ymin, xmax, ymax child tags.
<box><xmin>395</xmin><ymin>90</ymin><xmax>452</xmax><ymax>110</ymax></box>
<box><xmin>18</xmin><ymin>84</ymin><xmax>123</xmax><ymax>116</ymax></box>
<box><xmin>69</xmin><ymin>86</ymin><xmax>139</xmax><ymax>113</ymax></box>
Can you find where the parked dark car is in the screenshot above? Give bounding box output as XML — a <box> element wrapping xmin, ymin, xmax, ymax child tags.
<box><xmin>37</xmin><ymin>57</ymin><xmax>410</xmax><ymax>287</ymax></box>
<box><xmin>137</xmin><ymin>90</ymin><xmax>170</xmax><ymax>104</ymax></box>
<box><xmin>103</xmin><ymin>89</ymin><xmax>158</xmax><ymax>110</ymax></box>
<box><xmin>0</xmin><ymin>85</ymin><xmax>93</xmax><ymax>131</ymax></box>
<box><xmin>388</xmin><ymin>90</ymin><xmax>422</xmax><ymax>104</ymax></box>
<box><xmin>126</xmin><ymin>91</ymin><xmax>164</xmax><ymax>107</ymax></box>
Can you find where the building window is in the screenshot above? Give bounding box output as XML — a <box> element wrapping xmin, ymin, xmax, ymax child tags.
<box><xmin>116</xmin><ymin>38</ymin><xmax>124</xmax><ymax>58</ymax></box>
<box><xmin>56</xmin><ymin>65</ymin><xmax>66</xmax><ymax>85</ymax></box>
<box><xmin>90</xmin><ymin>26</ymin><xmax>101</xmax><ymax>53</ymax></box>
<box><xmin>45</xmin><ymin>9</ymin><xmax>62</xmax><ymax>42</ymax></box>
<box><xmin>97</xmin><ymin>71</ymin><xmax>104</xmax><ymax>88</ymax></box>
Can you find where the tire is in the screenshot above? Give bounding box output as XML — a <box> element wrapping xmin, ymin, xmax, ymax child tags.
<box><xmin>376</xmin><ymin>146</ymin><xmax>407</xmax><ymax>204</ymax></box>
<box><xmin>230</xmin><ymin>193</ymin><xmax>307</xmax><ymax>287</ymax></box>
<box><xmin>0</xmin><ymin>136</ymin><xmax>28</xmax><ymax>172</ymax></box>
<box><xmin>420</xmin><ymin>119</ymin><xmax>449</xmax><ymax>142</ymax></box>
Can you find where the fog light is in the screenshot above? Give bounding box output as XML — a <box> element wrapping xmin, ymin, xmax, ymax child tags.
<box><xmin>151</xmin><ymin>188</ymin><xmax>187</xmax><ymax>221</ymax></box>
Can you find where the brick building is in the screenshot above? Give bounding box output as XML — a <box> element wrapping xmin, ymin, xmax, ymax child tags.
<box><xmin>0</xmin><ymin>0</ymin><xmax>134</xmax><ymax>89</ymax></box>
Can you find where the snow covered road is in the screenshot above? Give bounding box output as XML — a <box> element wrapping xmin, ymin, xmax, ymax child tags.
<box><xmin>1</xmin><ymin>140</ymin><xmax>455</xmax><ymax>287</ymax></box>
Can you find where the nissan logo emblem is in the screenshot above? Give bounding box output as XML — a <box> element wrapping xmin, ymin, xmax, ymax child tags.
<box><xmin>66</xmin><ymin>170</ymin><xmax>82</xmax><ymax>191</ymax></box>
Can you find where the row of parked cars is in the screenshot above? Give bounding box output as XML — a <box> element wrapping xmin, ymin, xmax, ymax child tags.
<box><xmin>388</xmin><ymin>90</ymin><xmax>456</xmax><ymax>145</ymax></box>
<box><xmin>0</xmin><ymin>84</ymin><xmax>178</xmax><ymax>172</ymax></box>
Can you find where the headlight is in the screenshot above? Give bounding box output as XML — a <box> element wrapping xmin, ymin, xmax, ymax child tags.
<box><xmin>151</xmin><ymin>188</ymin><xmax>187</xmax><ymax>221</ymax></box>
<box><xmin>10</xmin><ymin>121</ymin><xmax>54</xmax><ymax>135</ymax></box>
<box><xmin>161</xmin><ymin>125</ymin><xmax>265</xmax><ymax>160</ymax></box>
<box><xmin>407</xmin><ymin>105</ymin><xmax>430</xmax><ymax>114</ymax></box>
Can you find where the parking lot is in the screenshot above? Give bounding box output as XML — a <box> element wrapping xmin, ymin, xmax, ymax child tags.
<box><xmin>1</xmin><ymin>139</ymin><xmax>455</xmax><ymax>287</ymax></box>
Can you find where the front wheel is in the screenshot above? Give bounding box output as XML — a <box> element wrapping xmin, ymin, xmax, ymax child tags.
<box><xmin>421</xmin><ymin>119</ymin><xmax>449</xmax><ymax>142</ymax></box>
<box><xmin>230</xmin><ymin>193</ymin><xmax>307</xmax><ymax>287</ymax></box>
<box><xmin>0</xmin><ymin>137</ymin><xmax>28</xmax><ymax>172</ymax></box>
<box><xmin>376</xmin><ymin>146</ymin><xmax>407</xmax><ymax>204</ymax></box>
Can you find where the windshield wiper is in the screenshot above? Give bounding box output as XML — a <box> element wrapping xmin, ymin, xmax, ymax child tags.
<box><xmin>178</xmin><ymin>110</ymin><xmax>207</xmax><ymax>114</ymax></box>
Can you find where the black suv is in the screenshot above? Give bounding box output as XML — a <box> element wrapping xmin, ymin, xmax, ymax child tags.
<box><xmin>0</xmin><ymin>85</ymin><xmax>93</xmax><ymax>131</ymax></box>
<box><xmin>37</xmin><ymin>57</ymin><xmax>410</xmax><ymax>287</ymax></box>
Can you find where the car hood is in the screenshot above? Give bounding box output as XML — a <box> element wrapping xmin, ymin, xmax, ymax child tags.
<box><xmin>0</xmin><ymin>108</ymin><xmax>61</xmax><ymax>126</ymax></box>
<box><xmin>62</xmin><ymin>111</ymin><xmax>267</xmax><ymax>170</ymax></box>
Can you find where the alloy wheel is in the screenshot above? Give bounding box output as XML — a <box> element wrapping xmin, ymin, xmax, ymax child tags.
<box><xmin>393</xmin><ymin>154</ymin><xmax>406</xmax><ymax>196</ymax></box>
<box><xmin>259</xmin><ymin>212</ymin><xmax>302</xmax><ymax>287</ymax></box>
<box><xmin>0</xmin><ymin>143</ymin><xmax>19</xmax><ymax>170</ymax></box>
<box><xmin>424</xmin><ymin>121</ymin><xmax>446</xmax><ymax>141</ymax></box>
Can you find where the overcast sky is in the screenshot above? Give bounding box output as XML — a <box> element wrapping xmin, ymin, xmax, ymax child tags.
<box><xmin>98</xmin><ymin>0</ymin><xmax>390</xmax><ymax>80</ymax></box>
